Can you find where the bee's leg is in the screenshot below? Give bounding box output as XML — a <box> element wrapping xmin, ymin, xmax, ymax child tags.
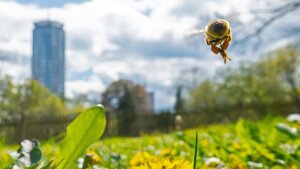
<box><xmin>221</xmin><ymin>38</ymin><xmax>230</xmax><ymax>50</ymax></box>
<box><xmin>227</xmin><ymin>55</ymin><xmax>232</xmax><ymax>61</ymax></box>
<box><xmin>228</xmin><ymin>34</ymin><xmax>232</xmax><ymax>41</ymax></box>
<box><xmin>205</xmin><ymin>38</ymin><xmax>210</xmax><ymax>45</ymax></box>
<box><xmin>220</xmin><ymin>50</ymin><xmax>227</xmax><ymax>64</ymax></box>
<box><xmin>210</xmin><ymin>45</ymin><xmax>220</xmax><ymax>54</ymax></box>
<box><xmin>220</xmin><ymin>50</ymin><xmax>231</xmax><ymax>64</ymax></box>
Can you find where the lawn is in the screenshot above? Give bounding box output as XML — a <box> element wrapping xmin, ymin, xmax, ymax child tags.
<box><xmin>0</xmin><ymin>106</ymin><xmax>299</xmax><ymax>169</ymax></box>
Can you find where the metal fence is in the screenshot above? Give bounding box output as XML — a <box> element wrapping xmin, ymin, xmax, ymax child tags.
<box><xmin>0</xmin><ymin>114</ymin><xmax>76</xmax><ymax>144</ymax></box>
<box><xmin>0</xmin><ymin>104</ymin><xmax>296</xmax><ymax>144</ymax></box>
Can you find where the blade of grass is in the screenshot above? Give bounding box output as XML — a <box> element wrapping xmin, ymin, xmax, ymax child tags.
<box><xmin>193</xmin><ymin>131</ymin><xmax>198</xmax><ymax>169</ymax></box>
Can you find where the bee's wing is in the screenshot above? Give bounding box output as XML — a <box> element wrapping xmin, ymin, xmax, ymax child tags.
<box><xmin>185</xmin><ymin>30</ymin><xmax>204</xmax><ymax>39</ymax></box>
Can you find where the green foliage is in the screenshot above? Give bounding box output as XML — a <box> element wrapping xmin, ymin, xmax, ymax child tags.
<box><xmin>235</xmin><ymin>120</ymin><xmax>276</xmax><ymax>161</ymax></box>
<box><xmin>117</xmin><ymin>85</ymin><xmax>136</xmax><ymax>136</ymax></box>
<box><xmin>175</xmin><ymin>85</ymin><xmax>185</xmax><ymax>113</ymax></box>
<box><xmin>95</xmin><ymin>116</ymin><xmax>299</xmax><ymax>168</ymax></box>
<box><xmin>270</xmin><ymin>45</ymin><xmax>300</xmax><ymax>111</ymax></box>
<box><xmin>102</xmin><ymin>79</ymin><xmax>149</xmax><ymax>135</ymax></box>
<box><xmin>53</xmin><ymin>105</ymin><xmax>106</xmax><ymax>169</ymax></box>
<box><xmin>186</xmin><ymin>45</ymin><xmax>300</xmax><ymax>117</ymax></box>
<box><xmin>186</xmin><ymin>80</ymin><xmax>217</xmax><ymax>110</ymax></box>
<box><xmin>0</xmin><ymin>78</ymin><xmax>66</xmax><ymax>118</ymax></box>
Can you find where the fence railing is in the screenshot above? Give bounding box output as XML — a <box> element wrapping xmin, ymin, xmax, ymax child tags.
<box><xmin>0</xmin><ymin>104</ymin><xmax>296</xmax><ymax>144</ymax></box>
<box><xmin>0</xmin><ymin>114</ymin><xmax>77</xmax><ymax>144</ymax></box>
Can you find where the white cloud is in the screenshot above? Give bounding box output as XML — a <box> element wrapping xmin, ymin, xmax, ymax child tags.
<box><xmin>0</xmin><ymin>0</ymin><xmax>299</xmax><ymax>109</ymax></box>
<box><xmin>0</xmin><ymin>62</ymin><xmax>29</xmax><ymax>82</ymax></box>
<box><xmin>66</xmin><ymin>75</ymin><xmax>105</xmax><ymax>98</ymax></box>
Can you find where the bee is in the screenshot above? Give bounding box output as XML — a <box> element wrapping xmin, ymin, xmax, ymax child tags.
<box><xmin>187</xmin><ymin>19</ymin><xmax>232</xmax><ymax>64</ymax></box>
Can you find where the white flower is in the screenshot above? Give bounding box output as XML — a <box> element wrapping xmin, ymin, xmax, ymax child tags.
<box><xmin>287</xmin><ymin>114</ymin><xmax>300</xmax><ymax>123</ymax></box>
<box><xmin>204</xmin><ymin>157</ymin><xmax>221</xmax><ymax>165</ymax></box>
<box><xmin>248</xmin><ymin>161</ymin><xmax>263</xmax><ymax>168</ymax></box>
<box><xmin>204</xmin><ymin>157</ymin><xmax>227</xmax><ymax>169</ymax></box>
<box><xmin>279</xmin><ymin>144</ymin><xmax>298</xmax><ymax>154</ymax></box>
<box><xmin>19</xmin><ymin>153</ymin><xmax>31</xmax><ymax>167</ymax></box>
<box><xmin>9</xmin><ymin>151</ymin><xmax>20</xmax><ymax>159</ymax></box>
<box><xmin>21</xmin><ymin>139</ymin><xmax>33</xmax><ymax>153</ymax></box>
<box><xmin>77</xmin><ymin>158</ymin><xmax>84</xmax><ymax>168</ymax></box>
<box><xmin>12</xmin><ymin>164</ymin><xmax>22</xmax><ymax>169</ymax></box>
<box><xmin>276</xmin><ymin>123</ymin><xmax>298</xmax><ymax>135</ymax></box>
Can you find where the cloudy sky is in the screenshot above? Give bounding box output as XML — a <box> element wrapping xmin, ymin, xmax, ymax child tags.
<box><xmin>0</xmin><ymin>0</ymin><xmax>299</xmax><ymax>109</ymax></box>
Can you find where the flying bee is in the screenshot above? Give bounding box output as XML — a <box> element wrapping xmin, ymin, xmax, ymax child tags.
<box><xmin>186</xmin><ymin>19</ymin><xmax>232</xmax><ymax>64</ymax></box>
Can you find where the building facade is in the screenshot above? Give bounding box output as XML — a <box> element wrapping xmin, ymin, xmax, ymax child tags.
<box><xmin>146</xmin><ymin>92</ymin><xmax>154</xmax><ymax>112</ymax></box>
<box><xmin>32</xmin><ymin>21</ymin><xmax>65</xmax><ymax>97</ymax></box>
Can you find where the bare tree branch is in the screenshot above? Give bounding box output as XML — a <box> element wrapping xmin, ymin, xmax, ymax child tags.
<box><xmin>231</xmin><ymin>1</ymin><xmax>300</xmax><ymax>49</ymax></box>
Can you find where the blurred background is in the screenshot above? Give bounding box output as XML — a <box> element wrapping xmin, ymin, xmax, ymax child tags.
<box><xmin>0</xmin><ymin>0</ymin><xmax>300</xmax><ymax>143</ymax></box>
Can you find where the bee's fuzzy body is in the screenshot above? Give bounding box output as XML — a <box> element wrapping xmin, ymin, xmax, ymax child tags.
<box><xmin>204</xmin><ymin>19</ymin><xmax>232</xmax><ymax>64</ymax></box>
<box><xmin>205</xmin><ymin>19</ymin><xmax>231</xmax><ymax>45</ymax></box>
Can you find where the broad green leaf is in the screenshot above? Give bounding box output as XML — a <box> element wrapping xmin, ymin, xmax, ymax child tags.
<box><xmin>53</xmin><ymin>105</ymin><xmax>106</xmax><ymax>169</ymax></box>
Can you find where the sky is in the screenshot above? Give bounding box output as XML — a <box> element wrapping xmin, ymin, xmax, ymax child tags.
<box><xmin>0</xmin><ymin>0</ymin><xmax>299</xmax><ymax>109</ymax></box>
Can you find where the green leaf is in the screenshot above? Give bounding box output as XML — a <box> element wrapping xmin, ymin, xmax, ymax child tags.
<box><xmin>25</xmin><ymin>163</ymin><xmax>40</xmax><ymax>169</ymax></box>
<box><xmin>40</xmin><ymin>161</ymin><xmax>53</xmax><ymax>169</ymax></box>
<box><xmin>53</xmin><ymin>105</ymin><xmax>106</xmax><ymax>169</ymax></box>
<box><xmin>276</xmin><ymin>123</ymin><xmax>298</xmax><ymax>138</ymax></box>
<box><xmin>235</xmin><ymin>119</ymin><xmax>275</xmax><ymax>161</ymax></box>
<box><xmin>29</xmin><ymin>147</ymin><xmax>42</xmax><ymax>165</ymax></box>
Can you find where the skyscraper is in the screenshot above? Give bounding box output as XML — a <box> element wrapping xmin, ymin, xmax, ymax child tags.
<box><xmin>32</xmin><ymin>21</ymin><xmax>65</xmax><ymax>97</ymax></box>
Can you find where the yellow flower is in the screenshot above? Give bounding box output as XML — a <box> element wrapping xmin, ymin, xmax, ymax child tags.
<box><xmin>130</xmin><ymin>152</ymin><xmax>159</xmax><ymax>166</ymax></box>
<box><xmin>233</xmin><ymin>142</ymin><xmax>241</xmax><ymax>150</ymax></box>
<box><xmin>228</xmin><ymin>154</ymin><xmax>245</xmax><ymax>169</ymax></box>
<box><xmin>160</xmin><ymin>148</ymin><xmax>176</xmax><ymax>157</ymax></box>
<box><xmin>86</xmin><ymin>149</ymin><xmax>102</xmax><ymax>165</ymax></box>
<box><xmin>0</xmin><ymin>151</ymin><xmax>11</xmax><ymax>163</ymax></box>
<box><xmin>201</xmin><ymin>138</ymin><xmax>209</xmax><ymax>148</ymax></box>
<box><xmin>132</xmin><ymin>158</ymin><xmax>192</xmax><ymax>169</ymax></box>
<box><xmin>130</xmin><ymin>152</ymin><xmax>192</xmax><ymax>169</ymax></box>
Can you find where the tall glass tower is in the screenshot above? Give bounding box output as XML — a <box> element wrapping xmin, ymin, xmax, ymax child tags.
<box><xmin>32</xmin><ymin>21</ymin><xmax>65</xmax><ymax>97</ymax></box>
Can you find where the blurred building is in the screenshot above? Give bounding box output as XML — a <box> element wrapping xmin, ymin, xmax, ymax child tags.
<box><xmin>133</xmin><ymin>84</ymin><xmax>154</xmax><ymax>113</ymax></box>
<box><xmin>146</xmin><ymin>92</ymin><xmax>154</xmax><ymax>112</ymax></box>
<box><xmin>32</xmin><ymin>21</ymin><xmax>65</xmax><ymax>97</ymax></box>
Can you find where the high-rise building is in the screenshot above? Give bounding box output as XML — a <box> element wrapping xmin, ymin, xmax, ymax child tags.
<box><xmin>32</xmin><ymin>21</ymin><xmax>65</xmax><ymax>97</ymax></box>
<box><xmin>146</xmin><ymin>92</ymin><xmax>154</xmax><ymax>112</ymax></box>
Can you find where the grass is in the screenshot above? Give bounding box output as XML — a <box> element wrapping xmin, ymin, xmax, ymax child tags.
<box><xmin>1</xmin><ymin>115</ymin><xmax>299</xmax><ymax>168</ymax></box>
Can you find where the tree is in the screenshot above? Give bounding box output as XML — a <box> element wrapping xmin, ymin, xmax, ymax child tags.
<box><xmin>117</xmin><ymin>85</ymin><xmax>135</xmax><ymax>135</ymax></box>
<box><xmin>270</xmin><ymin>45</ymin><xmax>300</xmax><ymax>112</ymax></box>
<box><xmin>218</xmin><ymin>0</ymin><xmax>300</xmax><ymax>51</ymax></box>
<box><xmin>102</xmin><ymin>79</ymin><xmax>149</xmax><ymax>135</ymax></box>
<box><xmin>174</xmin><ymin>85</ymin><xmax>184</xmax><ymax>113</ymax></box>
<box><xmin>186</xmin><ymin>45</ymin><xmax>299</xmax><ymax>118</ymax></box>
<box><xmin>186</xmin><ymin>80</ymin><xmax>217</xmax><ymax>111</ymax></box>
<box><xmin>0</xmin><ymin>77</ymin><xmax>67</xmax><ymax>120</ymax></box>
<box><xmin>216</xmin><ymin>60</ymin><xmax>288</xmax><ymax>113</ymax></box>
<box><xmin>0</xmin><ymin>76</ymin><xmax>15</xmax><ymax>119</ymax></box>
